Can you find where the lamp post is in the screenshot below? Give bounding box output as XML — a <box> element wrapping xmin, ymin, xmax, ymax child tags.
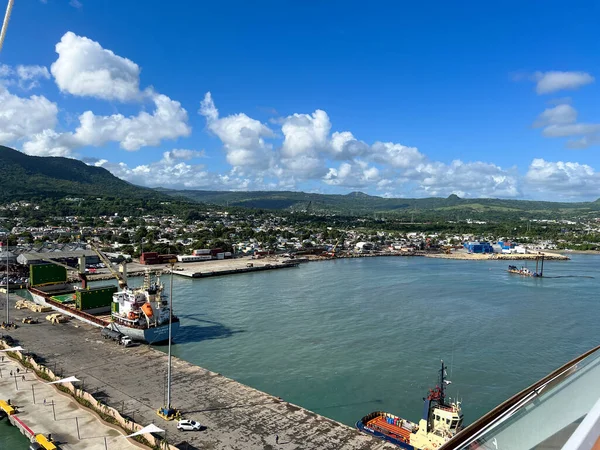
<box><xmin>2</xmin><ymin>239</ymin><xmax>8</xmax><ymax>324</ymax></box>
<box><xmin>166</xmin><ymin>262</ymin><xmax>173</xmax><ymax>411</ymax></box>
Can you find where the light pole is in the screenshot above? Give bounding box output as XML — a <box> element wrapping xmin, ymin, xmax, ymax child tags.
<box><xmin>166</xmin><ymin>263</ymin><xmax>173</xmax><ymax>411</ymax></box>
<box><xmin>3</xmin><ymin>239</ymin><xmax>8</xmax><ymax>324</ymax></box>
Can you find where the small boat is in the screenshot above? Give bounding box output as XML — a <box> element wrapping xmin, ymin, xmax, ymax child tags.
<box><xmin>507</xmin><ymin>255</ymin><xmax>544</xmax><ymax>278</ymax></box>
<box><xmin>356</xmin><ymin>361</ymin><xmax>463</xmax><ymax>449</ymax></box>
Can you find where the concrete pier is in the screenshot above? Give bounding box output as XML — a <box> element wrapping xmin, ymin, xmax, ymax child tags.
<box><xmin>0</xmin><ymin>348</ymin><xmax>140</xmax><ymax>449</ymax></box>
<box><xmin>3</xmin><ymin>298</ymin><xmax>395</xmax><ymax>450</ymax></box>
<box><xmin>165</xmin><ymin>256</ymin><xmax>301</xmax><ymax>279</ymax></box>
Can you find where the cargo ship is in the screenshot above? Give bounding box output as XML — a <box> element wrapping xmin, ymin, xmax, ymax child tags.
<box><xmin>106</xmin><ymin>271</ymin><xmax>180</xmax><ymax>343</ymax></box>
<box><xmin>356</xmin><ymin>361</ymin><xmax>463</xmax><ymax>449</ymax></box>
<box><xmin>27</xmin><ymin>260</ymin><xmax>179</xmax><ymax>344</ymax></box>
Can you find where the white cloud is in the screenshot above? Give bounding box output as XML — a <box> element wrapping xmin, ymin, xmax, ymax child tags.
<box><xmin>0</xmin><ymin>86</ymin><xmax>58</xmax><ymax>143</ymax></box>
<box><xmin>534</xmin><ymin>71</ymin><xmax>594</xmax><ymax>94</ymax></box>
<box><xmin>277</xmin><ymin>109</ymin><xmax>332</xmax><ymax>179</ymax></box>
<box><xmin>330</xmin><ymin>131</ymin><xmax>370</xmax><ymax>160</ymax></box>
<box><xmin>542</xmin><ymin>123</ymin><xmax>600</xmax><ymax>138</ymax></box>
<box><xmin>533</xmin><ymin>103</ymin><xmax>600</xmax><ymax>148</ymax></box>
<box><xmin>69</xmin><ymin>0</ymin><xmax>82</xmax><ymax>8</ymax></box>
<box><xmin>74</xmin><ymin>92</ymin><xmax>190</xmax><ymax>150</ymax></box>
<box><xmin>566</xmin><ymin>136</ymin><xmax>600</xmax><ymax>149</ymax></box>
<box><xmin>199</xmin><ymin>92</ymin><xmax>275</xmax><ymax>171</ymax></box>
<box><xmin>94</xmin><ymin>155</ymin><xmax>254</xmax><ymax>190</ymax></box>
<box><xmin>281</xmin><ymin>110</ymin><xmax>331</xmax><ymax>158</ymax></box>
<box><xmin>533</xmin><ymin>104</ymin><xmax>577</xmax><ymax>127</ymax></box>
<box><xmin>0</xmin><ymin>64</ymin><xmax>11</xmax><ymax>78</ymax></box>
<box><xmin>0</xmin><ymin>64</ymin><xmax>51</xmax><ymax>90</ymax></box>
<box><xmin>16</xmin><ymin>65</ymin><xmax>50</xmax><ymax>89</ymax></box>
<box><xmin>413</xmin><ymin>160</ymin><xmax>521</xmax><ymax>198</ymax></box>
<box><xmin>525</xmin><ymin>158</ymin><xmax>600</xmax><ymax>198</ymax></box>
<box><xmin>23</xmin><ymin>92</ymin><xmax>190</xmax><ymax>156</ymax></box>
<box><xmin>20</xmin><ymin>32</ymin><xmax>190</xmax><ymax>157</ymax></box>
<box><xmin>197</xmin><ymin>93</ymin><xmax>523</xmax><ymax>197</ymax></box>
<box><xmin>51</xmin><ymin>32</ymin><xmax>141</xmax><ymax>101</ymax></box>
<box><xmin>371</xmin><ymin>141</ymin><xmax>426</xmax><ymax>169</ymax></box>
<box><xmin>161</xmin><ymin>149</ymin><xmax>205</xmax><ymax>164</ymax></box>
<box><xmin>324</xmin><ymin>160</ymin><xmax>380</xmax><ymax>188</ymax></box>
<box><xmin>22</xmin><ymin>129</ymin><xmax>75</xmax><ymax>157</ymax></box>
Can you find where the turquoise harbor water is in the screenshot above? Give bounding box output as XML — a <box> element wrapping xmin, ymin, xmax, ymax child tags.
<box><xmin>2</xmin><ymin>254</ymin><xmax>598</xmax><ymax>447</ymax></box>
<box><xmin>163</xmin><ymin>254</ymin><xmax>599</xmax><ymax>426</ymax></box>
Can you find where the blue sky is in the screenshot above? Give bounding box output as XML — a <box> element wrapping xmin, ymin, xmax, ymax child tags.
<box><xmin>1</xmin><ymin>0</ymin><xmax>600</xmax><ymax>200</ymax></box>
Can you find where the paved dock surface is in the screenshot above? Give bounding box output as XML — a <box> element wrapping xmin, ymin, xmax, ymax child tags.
<box><xmin>4</xmin><ymin>298</ymin><xmax>396</xmax><ymax>450</ymax></box>
<box><xmin>167</xmin><ymin>255</ymin><xmax>301</xmax><ymax>278</ymax></box>
<box><xmin>0</xmin><ymin>346</ymin><xmax>139</xmax><ymax>449</ymax></box>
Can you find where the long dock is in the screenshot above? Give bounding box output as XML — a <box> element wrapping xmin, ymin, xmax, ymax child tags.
<box><xmin>3</xmin><ymin>299</ymin><xmax>395</xmax><ymax>450</ymax></box>
<box><xmin>166</xmin><ymin>257</ymin><xmax>303</xmax><ymax>279</ymax></box>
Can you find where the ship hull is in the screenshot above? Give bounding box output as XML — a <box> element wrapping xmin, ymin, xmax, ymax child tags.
<box><xmin>109</xmin><ymin>320</ymin><xmax>180</xmax><ymax>344</ymax></box>
<box><xmin>356</xmin><ymin>419</ymin><xmax>415</xmax><ymax>449</ymax></box>
<box><xmin>31</xmin><ymin>289</ymin><xmax>181</xmax><ymax>344</ymax></box>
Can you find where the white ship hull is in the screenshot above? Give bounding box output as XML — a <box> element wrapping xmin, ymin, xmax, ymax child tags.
<box><xmin>31</xmin><ymin>290</ymin><xmax>181</xmax><ymax>344</ymax></box>
<box><xmin>109</xmin><ymin>320</ymin><xmax>180</xmax><ymax>344</ymax></box>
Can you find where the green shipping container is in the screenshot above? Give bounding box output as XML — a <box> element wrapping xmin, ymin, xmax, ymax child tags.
<box><xmin>112</xmin><ymin>301</ymin><xmax>119</xmax><ymax>313</ymax></box>
<box><xmin>76</xmin><ymin>286</ymin><xmax>118</xmax><ymax>311</ymax></box>
<box><xmin>30</xmin><ymin>264</ymin><xmax>68</xmax><ymax>287</ymax></box>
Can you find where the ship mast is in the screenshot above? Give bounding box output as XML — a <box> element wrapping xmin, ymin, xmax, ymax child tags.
<box><xmin>440</xmin><ymin>360</ymin><xmax>446</xmax><ymax>405</ymax></box>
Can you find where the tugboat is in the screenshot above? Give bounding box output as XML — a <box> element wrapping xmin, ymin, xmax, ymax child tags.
<box><xmin>356</xmin><ymin>361</ymin><xmax>463</xmax><ymax>449</ymax></box>
<box><xmin>507</xmin><ymin>255</ymin><xmax>544</xmax><ymax>277</ymax></box>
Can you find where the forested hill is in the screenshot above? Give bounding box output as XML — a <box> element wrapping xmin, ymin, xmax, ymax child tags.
<box><xmin>162</xmin><ymin>189</ymin><xmax>600</xmax><ymax>219</ymax></box>
<box><xmin>0</xmin><ymin>146</ymin><xmax>160</xmax><ymax>201</ymax></box>
<box><xmin>3</xmin><ymin>145</ymin><xmax>600</xmax><ymax>220</ymax></box>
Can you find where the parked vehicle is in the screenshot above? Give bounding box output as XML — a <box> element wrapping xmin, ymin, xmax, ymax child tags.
<box><xmin>119</xmin><ymin>335</ymin><xmax>133</xmax><ymax>347</ymax></box>
<box><xmin>101</xmin><ymin>327</ymin><xmax>123</xmax><ymax>342</ymax></box>
<box><xmin>177</xmin><ymin>419</ymin><xmax>202</xmax><ymax>431</ymax></box>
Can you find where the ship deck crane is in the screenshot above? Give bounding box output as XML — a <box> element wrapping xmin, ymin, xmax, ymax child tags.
<box><xmin>88</xmin><ymin>242</ymin><xmax>128</xmax><ymax>289</ymax></box>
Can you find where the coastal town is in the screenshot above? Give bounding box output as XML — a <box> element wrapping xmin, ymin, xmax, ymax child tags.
<box><xmin>2</xmin><ymin>200</ymin><xmax>595</xmax><ymax>273</ymax></box>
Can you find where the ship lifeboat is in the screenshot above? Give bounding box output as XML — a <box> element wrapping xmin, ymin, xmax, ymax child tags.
<box><xmin>127</xmin><ymin>311</ymin><xmax>139</xmax><ymax>320</ymax></box>
<box><xmin>141</xmin><ymin>303</ymin><xmax>154</xmax><ymax>318</ymax></box>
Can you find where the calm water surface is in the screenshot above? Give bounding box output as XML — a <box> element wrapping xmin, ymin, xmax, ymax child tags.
<box><xmin>161</xmin><ymin>254</ymin><xmax>599</xmax><ymax>426</ymax></box>
<box><xmin>2</xmin><ymin>254</ymin><xmax>598</xmax><ymax>447</ymax></box>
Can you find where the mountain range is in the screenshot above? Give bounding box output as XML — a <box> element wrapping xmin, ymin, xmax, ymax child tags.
<box><xmin>2</xmin><ymin>145</ymin><xmax>600</xmax><ymax>219</ymax></box>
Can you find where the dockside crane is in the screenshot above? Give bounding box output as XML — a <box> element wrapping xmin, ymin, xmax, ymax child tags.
<box><xmin>88</xmin><ymin>242</ymin><xmax>128</xmax><ymax>289</ymax></box>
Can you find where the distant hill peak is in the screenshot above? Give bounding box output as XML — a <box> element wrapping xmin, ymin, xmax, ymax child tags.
<box><xmin>447</xmin><ymin>194</ymin><xmax>461</xmax><ymax>200</ymax></box>
<box><xmin>346</xmin><ymin>191</ymin><xmax>373</xmax><ymax>198</ymax></box>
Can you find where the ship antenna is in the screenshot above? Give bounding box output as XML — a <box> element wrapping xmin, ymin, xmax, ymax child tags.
<box><xmin>440</xmin><ymin>360</ymin><xmax>445</xmax><ymax>405</ymax></box>
<box><xmin>451</xmin><ymin>340</ymin><xmax>455</xmax><ymax>377</ymax></box>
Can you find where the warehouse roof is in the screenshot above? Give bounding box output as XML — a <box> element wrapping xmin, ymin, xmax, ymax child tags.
<box><xmin>17</xmin><ymin>250</ymin><xmax>98</xmax><ymax>264</ymax></box>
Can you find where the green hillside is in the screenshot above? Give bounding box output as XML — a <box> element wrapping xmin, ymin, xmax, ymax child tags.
<box><xmin>0</xmin><ymin>145</ymin><xmax>161</xmax><ymax>201</ymax></box>
<box><xmin>163</xmin><ymin>188</ymin><xmax>600</xmax><ymax>219</ymax></box>
<box><xmin>2</xmin><ymin>145</ymin><xmax>600</xmax><ymax>220</ymax></box>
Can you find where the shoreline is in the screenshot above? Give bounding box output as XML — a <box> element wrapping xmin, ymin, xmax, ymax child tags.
<box><xmin>305</xmin><ymin>250</ymin><xmax>570</xmax><ymax>262</ymax></box>
<box><xmin>59</xmin><ymin>250</ymin><xmax>571</xmax><ymax>285</ymax></box>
